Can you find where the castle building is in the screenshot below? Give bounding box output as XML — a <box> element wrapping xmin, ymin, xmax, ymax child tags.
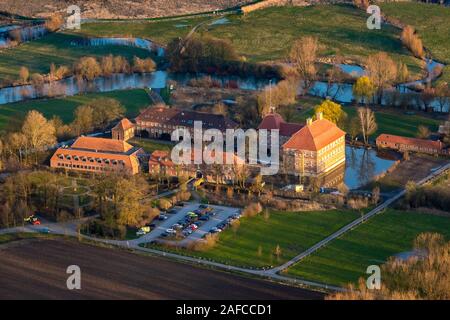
<box><xmin>282</xmin><ymin>112</ymin><xmax>346</xmax><ymax>176</ymax></box>
<box><xmin>258</xmin><ymin>111</ymin><xmax>304</xmax><ymax>145</ymax></box>
<box><xmin>50</xmin><ymin>136</ymin><xmax>144</xmax><ymax>175</ymax></box>
<box><xmin>112</xmin><ymin>118</ymin><xmax>135</xmax><ymax>141</ymax></box>
<box><xmin>135</xmin><ymin>105</ymin><xmax>238</xmax><ymax>139</ymax></box>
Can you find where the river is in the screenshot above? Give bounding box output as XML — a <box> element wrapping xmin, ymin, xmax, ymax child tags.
<box><xmin>0</xmin><ymin>33</ymin><xmax>448</xmax><ymax>111</ymax></box>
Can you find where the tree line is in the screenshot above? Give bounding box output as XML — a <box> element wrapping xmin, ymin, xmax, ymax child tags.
<box><xmin>0</xmin><ymin>98</ymin><xmax>125</xmax><ymax>171</ymax></box>
<box><xmin>2</xmin><ymin>55</ymin><xmax>156</xmax><ymax>88</ymax></box>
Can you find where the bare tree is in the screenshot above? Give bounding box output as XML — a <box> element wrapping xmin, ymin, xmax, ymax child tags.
<box><xmin>289</xmin><ymin>36</ymin><xmax>319</xmax><ymax>92</ymax></box>
<box><xmin>357</xmin><ymin>107</ymin><xmax>378</xmax><ymax>145</ymax></box>
<box><xmin>366</xmin><ymin>52</ymin><xmax>398</xmax><ymax>104</ymax></box>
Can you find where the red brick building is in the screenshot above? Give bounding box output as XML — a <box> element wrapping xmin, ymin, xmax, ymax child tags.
<box><xmin>376</xmin><ymin>134</ymin><xmax>446</xmax><ymax>155</ymax></box>
<box><xmin>112</xmin><ymin>118</ymin><xmax>135</xmax><ymax>141</ymax></box>
<box><xmin>135</xmin><ymin>105</ymin><xmax>238</xmax><ymax>139</ymax></box>
<box><xmin>50</xmin><ymin>136</ymin><xmax>144</xmax><ymax>175</ymax></box>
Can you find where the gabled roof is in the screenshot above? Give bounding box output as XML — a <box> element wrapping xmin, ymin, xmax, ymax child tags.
<box><xmin>258</xmin><ymin>112</ymin><xmax>303</xmax><ymax>137</ymax></box>
<box><xmin>376</xmin><ymin>134</ymin><xmax>443</xmax><ymax>150</ymax></box>
<box><xmin>283</xmin><ymin>118</ymin><xmax>346</xmax><ymax>151</ymax></box>
<box><xmin>71</xmin><ymin>136</ymin><xmax>133</xmax><ymax>153</ymax></box>
<box><xmin>135</xmin><ymin>105</ymin><xmax>238</xmax><ymax>130</ymax></box>
<box><xmin>113</xmin><ymin>118</ymin><xmax>134</xmax><ymax>131</ymax></box>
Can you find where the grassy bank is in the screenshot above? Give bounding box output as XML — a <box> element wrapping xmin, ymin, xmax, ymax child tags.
<box><xmin>0</xmin><ymin>89</ymin><xmax>151</xmax><ymax>131</ymax></box>
<box><xmin>286</xmin><ymin>209</ymin><xmax>450</xmax><ymax>286</ymax></box>
<box><xmin>0</xmin><ymin>33</ymin><xmax>153</xmax><ymax>83</ymax></box>
<box><xmin>77</xmin><ymin>5</ymin><xmax>422</xmax><ymax>74</ymax></box>
<box><xmin>146</xmin><ymin>209</ymin><xmax>359</xmax><ymax>268</ymax></box>
<box><xmin>380</xmin><ymin>2</ymin><xmax>450</xmax><ymax>82</ymax></box>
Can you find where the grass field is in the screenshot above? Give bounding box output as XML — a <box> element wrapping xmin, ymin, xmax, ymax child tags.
<box><xmin>0</xmin><ymin>232</ymin><xmax>56</xmax><ymax>244</ymax></box>
<box><xmin>380</xmin><ymin>2</ymin><xmax>450</xmax><ymax>83</ymax></box>
<box><xmin>77</xmin><ymin>16</ymin><xmax>212</xmax><ymax>46</ymax></box>
<box><xmin>128</xmin><ymin>137</ymin><xmax>173</xmax><ymax>153</ymax></box>
<box><xmin>147</xmin><ymin>209</ymin><xmax>359</xmax><ymax>268</ymax></box>
<box><xmin>292</xmin><ymin>102</ymin><xmax>441</xmax><ymax>138</ymax></box>
<box><xmin>78</xmin><ymin>5</ymin><xmax>422</xmax><ymax>74</ymax></box>
<box><xmin>286</xmin><ymin>209</ymin><xmax>450</xmax><ymax>286</ymax></box>
<box><xmin>0</xmin><ymin>89</ymin><xmax>151</xmax><ymax>131</ymax></box>
<box><xmin>0</xmin><ymin>33</ymin><xmax>153</xmax><ymax>83</ymax></box>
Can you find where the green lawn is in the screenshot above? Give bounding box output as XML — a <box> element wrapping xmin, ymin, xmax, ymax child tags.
<box><xmin>0</xmin><ymin>33</ymin><xmax>154</xmax><ymax>83</ymax></box>
<box><xmin>294</xmin><ymin>103</ymin><xmax>441</xmax><ymax>138</ymax></box>
<box><xmin>0</xmin><ymin>89</ymin><xmax>151</xmax><ymax>131</ymax></box>
<box><xmin>380</xmin><ymin>2</ymin><xmax>450</xmax><ymax>83</ymax></box>
<box><xmin>147</xmin><ymin>209</ymin><xmax>359</xmax><ymax>268</ymax></box>
<box><xmin>286</xmin><ymin>209</ymin><xmax>450</xmax><ymax>286</ymax></box>
<box><xmin>128</xmin><ymin>137</ymin><xmax>173</xmax><ymax>153</ymax></box>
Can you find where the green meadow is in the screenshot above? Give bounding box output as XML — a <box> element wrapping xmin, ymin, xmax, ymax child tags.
<box><xmin>0</xmin><ymin>89</ymin><xmax>151</xmax><ymax>131</ymax></box>
<box><xmin>286</xmin><ymin>209</ymin><xmax>450</xmax><ymax>286</ymax></box>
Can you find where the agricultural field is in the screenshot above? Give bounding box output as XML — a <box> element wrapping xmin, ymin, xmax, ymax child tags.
<box><xmin>0</xmin><ymin>89</ymin><xmax>151</xmax><ymax>131</ymax></box>
<box><xmin>146</xmin><ymin>209</ymin><xmax>359</xmax><ymax>268</ymax></box>
<box><xmin>286</xmin><ymin>209</ymin><xmax>450</xmax><ymax>286</ymax></box>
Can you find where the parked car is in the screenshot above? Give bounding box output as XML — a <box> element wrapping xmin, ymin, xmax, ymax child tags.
<box><xmin>199</xmin><ymin>215</ymin><xmax>210</xmax><ymax>221</ymax></box>
<box><xmin>209</xmin><ymin>211</ymin><xmax>217</xmax><ymax>216</ymax></box>
<box><xmin>136</xmin><ymin>230</ymin><xmax>147</xmax><ymax>236</ymax></box>
<box><xmin>158</xmin><ymin>215</ymin><xmax>168</xmax><ymax>221</ymax></box>
<box><xmin>146</xmin><ymin>223</ymin><xmax>156</xmax><ymax>228</ymax></box>
<box><xmin>166</xmin><ymin>228</ymin><xmax>176</xmax><ymax>234</ymax></box>
<box><xmin>189</xmin><ymin>224</ymin><xmax>198</xmax><ymax>230</ymax></box>
<box><xmin>38</xmin><ymin>227</ymin><xmax>51</xmax><ymax>234</ymax></box>
<box><xmin>167</xmin><ymin>209</ymin><xmax>177</xmax><ymax>214</ymax></box>
<box><xmin>183</xmin><ymin>229</ymin><xmax>193</xmax><ymax>236</ymax></box>
<box><xmin>210</xmin><ymin>227</ymin><xmax>222</xmax><ymax>233</ymax></box>
<box><xmin>172</xmin><ymin>223</ymin><xmax>183</xmax><ymax>230</ymax></box>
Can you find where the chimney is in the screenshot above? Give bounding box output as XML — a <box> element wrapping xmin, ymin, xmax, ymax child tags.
<box><xmin>306</xmin><ymin>117</ymin><xmax>313</xmax><ymax>126</ymax></box>
<box><xmin>316</xmin><ymin>112</ymin><xmax>323</xmax><ymax>120</ymax></box>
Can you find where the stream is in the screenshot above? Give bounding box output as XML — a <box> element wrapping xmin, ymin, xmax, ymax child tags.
<box><xmin>0</xmin><ymin>32</ymin><xmax>448</xmax><ymax>111</ymax></box>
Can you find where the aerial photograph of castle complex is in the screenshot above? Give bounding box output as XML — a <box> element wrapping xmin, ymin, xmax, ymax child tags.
<box><xmin>0</xmin><ymin>0</ymin><xmax>449</xmax><ymax>306</ymax></box>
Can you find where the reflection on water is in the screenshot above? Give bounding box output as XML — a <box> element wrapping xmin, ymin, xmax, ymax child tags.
<box><xmin>69</xmin><ymin>37</ymin><xmax>165</xmax><ymax>57</ymax></box>
<box><xmin>307</xmin><ymin>146</ymin><xmax>396</xmax><ymax>190</ymax></box>
<box><xmin>0</xmin><ymin>71</ymin><xmax>273</xmax><ymax>104</ymax></box>
<box><xmin>344</xmin><ymin>146</ymin><xmax>396</xmax><ymax>190</ymax></box>
<box><xmin>0</xmin><ymin>24</ymin><xmax>47</xmax><ymax>48</ymax></box>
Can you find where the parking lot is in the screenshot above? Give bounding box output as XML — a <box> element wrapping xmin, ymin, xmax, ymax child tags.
<box><xmin>133</xmin><ymin>202</ymin><xmax>240</xmax><ymax>246</ymax></box>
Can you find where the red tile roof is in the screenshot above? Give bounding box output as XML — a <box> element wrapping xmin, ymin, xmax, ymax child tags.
<box><xmin>113</xmin><ymin>118</ymin><xmax>134</xmax><ymax>131</ymax></box>
<box><xmin>258</xmin><ymin>113</ymin><xmax>303</xmax><ymax>137</ymax></box>
<box><xmin>136</xmin><ymin>105</ymin><xmax>238</xmax><ymax>130</ymax></box>
<box><xmin>71</xmin><ymin>136</ymin><xmax>133</xmax><ymax>153</ymax></box>
<box><xmin>376</xmin><ymin>134</ymin><xmax>443</xmax><ymax>150</ymax></box>
<box><xmin>283</xmin><ymin>118</ymin><xmax>346</xmax><ymax>151</ymax></box>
